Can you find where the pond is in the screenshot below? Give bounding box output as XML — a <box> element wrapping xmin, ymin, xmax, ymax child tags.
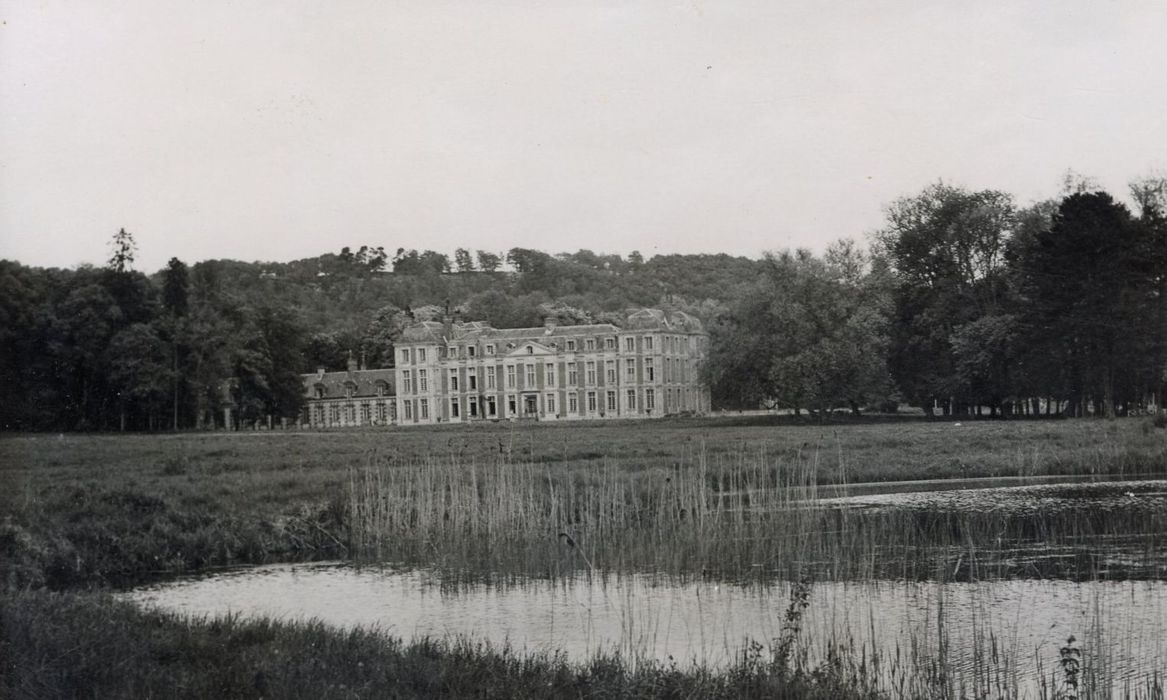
<box><xmin>121</xmin><ymin>478</ymin><xmax>1167</xmax><ymax>696</ymax></box>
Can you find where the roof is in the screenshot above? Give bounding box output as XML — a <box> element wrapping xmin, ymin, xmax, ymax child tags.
<box><xmin>398</xmin><ymin>307</ymin><xmax>704</xmax><ymax>346</ymax></box>
<box><xmin>302</xmin><ymin>368</ymin><xmax>396</xmax><ymax>400</ymax></box>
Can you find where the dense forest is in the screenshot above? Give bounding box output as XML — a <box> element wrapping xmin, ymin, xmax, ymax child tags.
<box><xmin>2</xmin><ymin>175</ymin><xmax>1164</xmax><ymax>430</ymax></box>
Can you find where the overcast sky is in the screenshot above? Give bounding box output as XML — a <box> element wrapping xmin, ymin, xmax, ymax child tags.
<box><xmin>2</xmin><ymin>1</ymin><xmax>1165</xmax><ymax>273</ymax></box>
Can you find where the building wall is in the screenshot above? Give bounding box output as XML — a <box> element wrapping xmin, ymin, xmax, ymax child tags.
<box><xmin>393</xmin><ymin>322</ymin><xmax>710</xmax><ymax>426</ymax></box>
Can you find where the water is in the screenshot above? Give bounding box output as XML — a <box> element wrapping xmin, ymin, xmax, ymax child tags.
<box><xmin>123</xmin><ymin>562</ymin><xmax>1166</xmax><ymax>695</ymax></box>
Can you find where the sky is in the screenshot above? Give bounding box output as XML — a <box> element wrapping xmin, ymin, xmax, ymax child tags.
<box><xmin>2</xmin><ymin>1</ymin><xmax>1166</xmax><ymax>273</ymax></box>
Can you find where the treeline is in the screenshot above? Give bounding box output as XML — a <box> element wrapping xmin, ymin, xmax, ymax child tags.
<box><xmin>708</xmin><ymin>177</ymin><xmax>1167</xmax><ymax>418</ymax></box>
<box><xmin>2</xmin><ymin>175</ymin><xmax>1164</xmax><ymax>430</ymax></box>
<box><xmin>0</xmin><ymin>238</ymin><xmax>757</xmax><ymax>430</ymax></box>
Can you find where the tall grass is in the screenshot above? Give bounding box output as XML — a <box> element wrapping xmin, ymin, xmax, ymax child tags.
<box><xmin>346</xmin><ymin>445</ymin><xmax>1165</xmax><ymax>584</ymax></box>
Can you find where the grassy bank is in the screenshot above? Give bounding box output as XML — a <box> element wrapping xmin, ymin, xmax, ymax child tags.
<box><xmin>0</xmin><ymin>590</ymin><xmax>880</xmax><ymax>699</ymax></box>
<box><xmin>3</xmin><ymin>417</ymin><xmax>1161</xmax><ymax>589</ymax></box>
<box><xmin>2</xmin><ymin>417</ymin><xmax>1164</xmax><ymax>698</ymax></box>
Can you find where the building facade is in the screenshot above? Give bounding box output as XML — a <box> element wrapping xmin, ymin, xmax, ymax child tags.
<box><xmin>300</xmin><ymin>354</ymin><xmax>397</xmax><ymax>428</ymax></box>
<box><xmin>392</xmin><ymin>308</ymin><xmax>710</xmax><ymax>426</ymax></box>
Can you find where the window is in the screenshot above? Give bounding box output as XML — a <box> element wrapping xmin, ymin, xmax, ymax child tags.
<box><xmin>525</xmin><ymin>363</ymin><xmax>536</xmax><ymax>387</ymax></box>
<box><xmin>625</xmin><ymin>337</ymin><xmax>635</xmax><ymax>352</ymax></box>
<box><xmin>418</xmin><ymin>348</ymin><xmax>426</xmax><ymax>362</ymax></box>
<box><xmin>376</xmin><ymin>382</ymin><xmax>388</xmax><ymax>397</ymax></box>
<box><xmin>605</xmin><ymin>337</ymin><xmax>616</xmax><ymax>350</ymax></box>
<box><xmin>545</xmin><ymin>363</ymin><xmax>555</xmax><ymax>387</ymax></box>
<box><xmin>468</xmin><ymin>345</ymin><xmax>476</xmax><ymax>358</ymax></box>
<box><xmin>587</xmin><ymin>391</ymin><xmax>597</xmax><ymax>412</ymax></box>
<box><xmin>418</xmin><ymin>369</ymin><xmax>428</xmax><ymax>392</ymax></box>
<box><xmin>419</xmin><ymin>398</ymin><xmax>429</xmax><ymax>419</ymax></box>
<box><xmin>403</xmin><ymin>400</ymin><xmax>413</xmax><ymax>420</ymax></box>
<box><xmin>314</xmin><ymin>385</ymin><xmax>325</xmax><ymax>399</ymax></box>
<box><xmin>646</xmin><ymin>389</ymin><xmax>655</xmax><ymax>411</ymax></box>
<box><xmin>487</xmin><ymin>396</ymin><xmax>497</xmax><ymax>417</ymax></box>
<box><xmin>507</xmin><ymin>395</ymin><xmax>516</xmax><ymax>416</ymax></box>
<box><xmin>376</xmin><ymin>402</ymin><xmax>387</xmax><ymax>423</ymax></box>
<box><xmin>468</xmin><ymin>396</ymin><xmax>478</xmax><ymax>417</ymax></box>
<box><xmin>645</xmin><ymin>359</ymin><xmax>654</xmax><ymax>382</ymax></box>
<box><xmin>606</xmin><ymin>391</ymin><xmax>617</xmax><ymax>411</ymax></box>
<box><xmin>448</xmin><ymin>345</ymin><xmax>456</xmax><ymax>358</ymax></box>
<box><xmin>401</xmin><ymin>349</ymin><xmax>411</xmax><ymax>365</ymax></box>
<box><xmin>486</xmin><ymin>366</ymin><xmax>496</xmax><ymax>389</ymax></box>
<box><xmin>360</xmin><ymin>403</ymin><xmax>371</xmax><ymax>424</ymax></box>
<box><xmin>566</xmin><ymin>339</ymin><xmax>576</xmax><ymax>351</ymax></box>
<box><xmin>545</xmin><ymin>393</ymin><xmax>556</xmax><ymax>415</ymax></box>
<box><xmin>625</xmin><ymin>358</ymin><xmax>635</xmax><ymax>380</ymax></box>
<box><xmin>526</xmin><ymin>345</ymin><xmax>534</xmax><ymax>355</ymax></box>
<box><xmin>605</xmin><ymin>360</ymin><xmax>616</xmax><ymax>384</ymax></box>
<box><xmin>506</xmin><ymin>365</ymin><xmax>516</xmax><ymax>388</ymax></box>
<box><xmin>486</xmin><ymin>344</ymin><xmax>495</xmax><ymax>355</ymax></box>
<box><xmin>345</xmin><ymin>382</ymin><xmax>356</xmax><ymax>399</ymax></box>
<box><xmin>402</xmin><ymin>373</ymin><xmax>412</xmax><ymax>394</ymax></box>
<box><xmin>568</xmin><ymin>393</ymin><xmax>578</xmax><ymax>413</ymax></box>
<box><xmin>567</xmin><ymin>362</ymin><xmax>577</xmax><ymax>385</ymax></box>
<box><xmin>449</xmin><ymin>369</ymin><xmax>459</xmax><ymax>391</ymax></box>
<box><xmin>644</xmin><ymin>336</ymin><xmax>653</xmax><ymax>351</ymax></box>
<box><xmin>585</xmin><ymin>338</ymin><xmax>596</xmax><ymax>351</ymax></box>
<box><xmin>468</xmin><ymin>368</ymin><xmax>477</xmax><ymax>390</ymax></box>
<box><xmin>585</xmin><ymin>361</ymin><xmax>596</xmax><ymax>385</ymax></box>
<box><xmin>451</xmin><ymin>398</ymin><xmax>460</xmax><ymax>418</ymax></box>
<box><xmin>626</xmin><ymin>389</ymin><xmax>636</xmax><ymax>410</ymax></box>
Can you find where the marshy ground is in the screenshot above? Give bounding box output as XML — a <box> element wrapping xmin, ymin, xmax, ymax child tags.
<box><xmin>2</xmin><ymin>415</ymin><xmax>1165</xmax><ymax>698</ymax></box>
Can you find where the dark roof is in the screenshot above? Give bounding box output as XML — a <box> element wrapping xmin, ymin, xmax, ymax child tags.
<box><xmin>398</xmin><ymin>308</ymin><xmax>704</xmax><ymax>345</ymax></box>
<box><xmin>302</xmin><ymin>368</ymin><xmax>395</xmax><ymax>399</ymax></box>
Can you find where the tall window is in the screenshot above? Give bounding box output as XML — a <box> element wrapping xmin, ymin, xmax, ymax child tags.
<box><xmin>468</xmin><ymin>368</ymin><xmax>477</xmax><ymax>390</ymax></box>
<box><xmin>419</xmin><ymin>398</ymin><xmax>429</xmax><ymax>419</ymax></box>
<box><xmin>418</xmin><ymin>348</ymin><xmax>426</xmax><ymax>362</ymax></box>
<box><xmin>624</xmin><ymin>337</ymin><xmax>635</xmax><ymax>352</ymax></box>
<box><xmin>468</xmin><ymin>396</ymin><xmax>478</xmax><ymax>417</ymax></box>
<box><xmin>449</xmin><ymin>369</ymin><xmax>459</xmax><ymax>391</ymax></box>
<box><xmin>605</xmin><ymin>360</ymin><xmax>616</xmax><ymax>384</ymax></box>
<box><xmin>585</xmin><ymin>361</ymin><xmax>596</xmax><ymax>385</ymax></box>
<box><xmin>487</xmin><ymin>396</ymin><xmax>497</xmax><ymax>417</ymax></box>
<box><xmin>605</xmin><ymin>337</ymin><xmax>616</xmax><ymax>350</ymax></box>
<box><xmin>568</xmin><ymin>393</ymin><xmax>578</xmax><ymax>414</ymax></box>
<box><xmin>644</xmin><ymin>336</ymin><xmax>653</xmax><ymax>351</ymax></box>
<box><xmin>401</xmin><ymin>348</ymin><xmax>411</xmax><ymax>365</ymax></box>
<box><xmin>586</xmin><ymin>391</ymin><xmax>597</xmax><ymax>412</ymax></box>
<box><xmin>451</xmin><ymin>398</ymin><xmax>460</xmax><ymax>418</ymax></box>
<box><xmin>545</xmin><ymin>363</ymin><xmax>555</xmax><ymax>387</ymax></box>
<box><xmin>507</xmin><ymin>395</ymin><xmax>516</xmax><ymax>416</ymax></box>
<box><xmin>403</xmin><ymin>400</ymin><xmax>413</xmax><ymax>420</ymax></box>
<box><xmin>506</xmin><ymin>365</ymin><xmax>516</xmax><ymax>388</ymax></box>
<box><xmin>646</xmin><ymin>389</ymin><xmax>655</xmax><ymax>411</ymax></box>
<box><xmin>626</xmin><ymin>389</ymin><xmax>636</xmax><ymax>410</ymax></box>
<box><xmin>585</xmin><ymin>338</ymin><xmax>596</xmax><ymax>351</ymax></box>
<box><xmin>645</xmin><ymin>359</ymin><xmax>654</xmax><ymax>382</ymax></box>
<box><xmin>418</xmin><ymin>369</ymin><xmax>428</xmax><ymax>392</ymax></box>
<box><xmin>606</xmin><ymin>391</ymin><xmax>617</xmax><ymax>411</ymax></box>
<box><xmin>468</xmin><ymin>345</ymin><xmax>476</xmax><ymax>358</ymax></box>
<box><xmin>545</xmin><ymin>393</ymin><xmax>556</xmax><ymax>415</ymax></box>
<box><xmin>625</xmin><ymin>358</ymin><xmax>635</xmax><ymax>380</ymax></box>
<box><xmin>486</xmin><ymin>366</ymin><xmax>496</xmax><ymax>389</ymax></box>
<box><xmin>525</xmin><ymin>363</ymin><xmax>536</xmax><ymax>387</ymax></box>
<box><xmin>486</xmin><ymin>344</ymin><xmax>495</xmax><ymax>355</ymax></box>
<box><xmin>402</xmin><ymin>373</ymin><xmax>412</xmax><ymax>393</ymax></box>
<box><xmin>567</xmin><ymin>362</ymin><xmax>577</xmax><ymax>385</ymax></box>
<box><xmin>566</xmin><ymin>339</ymin><xmax>576</xmax><ymax>351</ymax></box>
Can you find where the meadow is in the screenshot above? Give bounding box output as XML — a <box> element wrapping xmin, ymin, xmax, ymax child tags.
<box><xmin>3</xmin><ymin>415</ymin><xmax>1165</xmax><ymax>698</ymax></box>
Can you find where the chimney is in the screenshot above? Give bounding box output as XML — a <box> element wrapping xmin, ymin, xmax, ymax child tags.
<box><xmin>544</xmin><ymin>316</ymin><xmax>558</xmax><ymax>333</ymax></box>
<box><xmin>347</xmin><ymin>350</ymin><xmax>358</xmax><ymax>373</ymax></box>
<box><xmin>359</xmin><ymin>350</ymin><xmax>367</xmax><ymax>371</ymax></box>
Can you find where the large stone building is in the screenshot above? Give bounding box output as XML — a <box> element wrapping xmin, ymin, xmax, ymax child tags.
<box><xmin>300</xmin><ymin>308</ymin><xmax>709</xmax><ymax>428</ymax></box>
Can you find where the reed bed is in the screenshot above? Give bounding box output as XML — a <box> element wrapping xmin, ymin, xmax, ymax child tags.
<box><xmin>346</xmin><ymin>445</ymin><xmax>1165</xmax><ymax>585</ymax></box>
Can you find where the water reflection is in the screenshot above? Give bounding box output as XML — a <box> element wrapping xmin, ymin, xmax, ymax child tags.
<box><xmin>123</xmin><ymin>562</ymin><xmax>1166</xmax><ymax>695</ymax></box>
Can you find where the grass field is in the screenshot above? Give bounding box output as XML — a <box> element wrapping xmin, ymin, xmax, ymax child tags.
<box><xmin>3</xmin><ymin>415</ymin><xmax>1165</xmax><ymax>697</ymax></box>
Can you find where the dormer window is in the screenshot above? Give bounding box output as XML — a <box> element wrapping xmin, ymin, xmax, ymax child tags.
<box><xmin>566</xmin><ymin>340</ymin><xmax>576</xmax><ymax>351</ymax></box>
<box><xmin>314</xmin><ymin>385</ymin><xmax>326</xmax><ymax>399</ymax></box>
<box><xmin>344</xmin><ymin>381</ymin><xmax>357</xmax><ymax>399</ymax></box>
<box><xmin>526</xmin><ymin>346</ymin><xmax>534</xmax><ymax>355</ymax></box>
<box><xmin>486</xmin><ymin>344</ymin><xmax>495</xmax><ymax>355</ymax></box>
<box><xmin>468</xmin><ymin>346</ymin><xmax>476</xmax><ymax>358</ymax></box>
